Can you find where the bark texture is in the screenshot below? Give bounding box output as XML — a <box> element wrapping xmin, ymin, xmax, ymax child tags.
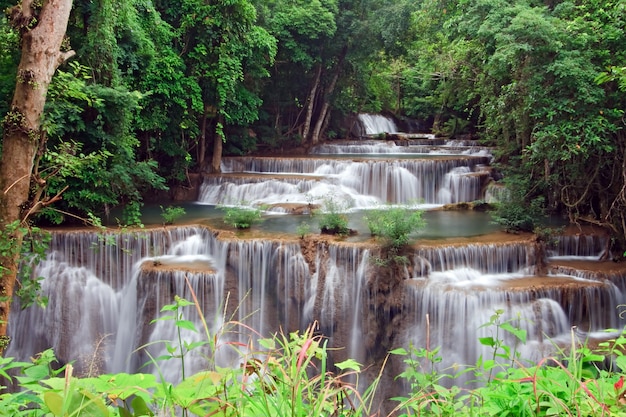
<box><xmin>302</xmin><ymin>64</ymin><xmax>322</xmax><ymax>144</ymax></box>
<box><xmin>0</xmin><ymin>0</ymin><xmax>74</xmax><ymax>339</ymax></box>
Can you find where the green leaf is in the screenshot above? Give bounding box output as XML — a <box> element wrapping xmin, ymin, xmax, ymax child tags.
<box><xmin>479</xmin><ymin>337</ymin><xmax>496</xmax><ymax>347</ymax></box>
<box><xmin>335</xmin><ymin>359</ymin><xmax>362</xmax><ymax>372</ymax></box>
<box><xmin>615</xmin><ymin>356</ymin><xmax>626</xmax><ymax>372</ymax></box>
<box><xmin>175</xmin><ymin>320</ymin><xmax>197</xmax><ymax>332</ymax></box>
<box><xmin>131</xmin><ymin>396</ymin><xmax>154</xmax><ymax>416</ymax></box>
<box><xmin>184</xmin><ymin>341</ymin><xmax>208</xmax><ymax>351</ymax></box>
<box><xmin>151</xmin><ymin>314</ymin><xmax>175</xmax><ymax>324</ymax></box>
<box><xmin>500</xmin><ymin>322</ymin><xmax>527</xmax><ymax>343</ymax></box>
<box><xmin>389</xmin><ymin>347</ymin><xmax>409</xmax><ymax>356</ymax></box>
<box><xmin>43</xmin><ymin>391</ymin><xmax>64</xmax><ymax>416</ymax></box>
<box><xmin>258</xmin><ymin>338</ymin><xmax>276</xmax><ymax>350</ymax></box>
<box><xmin>24</xmin><ymin>364</ymin><xmax>51</xmax><ymax>380</ymax></box>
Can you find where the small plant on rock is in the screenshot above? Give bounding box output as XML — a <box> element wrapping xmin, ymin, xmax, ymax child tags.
<box><xmin>160</xmin><ymin>205</ymin><xmax>186</xmax><ymax>225</ymax></box>
<box><xmin>296</xmin><ymin>221</ymin><xmax>311</xmax><ymax>238</ymax></box>
<box><xmin>220</xmin><ymin>204</ymin><xmax>264</xmax><ymax>229</ymax></box>
<box><xmin>316</xmin><ymin>195</ymin><xmax>351</xmax><ymax>235</ymax></box>
<box><xmin>365</xmin><ymin>205</ymin><xmax>425</xmax><ymax>251</ymax></box>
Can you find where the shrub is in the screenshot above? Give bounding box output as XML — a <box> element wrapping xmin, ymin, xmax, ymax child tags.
<box><xmin>391</xmin><ymin>310</ymin><xmax>626</xmax><ymax>416</ymax></box>
<box><xmin>160</xmin><ymin>205</ymin><xmax>186</xmax><ymax>225</ymax></box>
<box><xmin>492</xmin><ymin>195</ymin><xmax>545</xmax><ymax>232</ymax></box>
<box><xmin>220</xmin><ymin>204</ymin><xmax>264</xmax><ymax>229</ymax></box>
<box><xmin>490</xmin><ymin>176</ymin><xmax>546</xmax><ymax>233</ymax></box>
<box><xmin>365</xmin><ymin>205</ymin><xmax>425</xmax><ymax>250</ymax></box>
<box><xmin>296</xmin><ymin>221</ymin><xmax>311</xmax><ymax>238</ymax></box>
<box><xmin>316</xmin><ymin>196</ymin><xmax>351</xmax><ymax>235</ymax></box>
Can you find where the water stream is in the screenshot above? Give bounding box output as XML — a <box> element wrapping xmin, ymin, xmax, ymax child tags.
<box><xmin>7</xmin><ymin>115</ymin><xmax>626</xmax><ymax>395</ymax></box>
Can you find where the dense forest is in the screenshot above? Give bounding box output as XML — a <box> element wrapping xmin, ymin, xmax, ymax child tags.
<box><xmin>0</xmin><ymin>0</ymin><xmax>625</xmax><ymax>244</ymax></box>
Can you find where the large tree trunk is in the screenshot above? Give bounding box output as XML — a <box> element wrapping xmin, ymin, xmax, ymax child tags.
<box><xmin>0</xmin><ymin>0</ymin><xmax>74</xmax><ymax>340</ymax></box>
<box><xmin>211</xmin><ymin>136</ymin><xmax>223</xmax><ymax>174</ymax></box>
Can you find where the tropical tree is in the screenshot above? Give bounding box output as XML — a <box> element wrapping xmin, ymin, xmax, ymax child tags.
<box><xmin>406</xmin><ymin>0</ymin><xmax>626</xmax><ymax>249</ymax></box>
<box><xmin>0</xmin><ymin>0</ymin><xmax>74</xmax><ymax>338</ymax></box>
<box><xmin>160</xmin><ymin>0</ymin><xmax>276</xmax><ymax>173</ymax></box>
<box><xmin>256</xmin><ymin>0</ymin><xmax>338</xmax><ymax>146</ymax></box>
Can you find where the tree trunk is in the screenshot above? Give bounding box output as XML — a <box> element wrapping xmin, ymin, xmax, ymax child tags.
<box><xmin>302</xmin><ymin>64</ymin><xmax>322</xmax><ymax>145</ymax></box>
<box><xmin>311</xmin><ymin>47</ymin><xmax>347</xmax><ymax>145</ymax></box>
<box><xmin>211</xmin><ymin>136</ymin><xmax>223</xmax><ymax>174</ymax></box>
<box><xmin>210</xmin><ymin>116</ymin><xmax>224</xmax><ymax>174</ymax></box>
<box><xmin>198</xmin><ymin>106</ymin><xmax>208</xmax><ymax>170</ymax></box>
<box><xmin>0</xmin><ymin>0</ymin><xmax>74</xmax><ymax>340</ymax></box>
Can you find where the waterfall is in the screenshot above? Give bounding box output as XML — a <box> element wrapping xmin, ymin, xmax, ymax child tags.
<box><xmin>358</xmin><ymin>114</ymin><xmax>398</xmax><ymax>135</ymax></box>
<box><xmin>310</xmin><ymin>140</ymin><xmax>492</xmax><ymax>156</ymax></box>
<box><xmin>547</xmin><ymin>234</ymin><xmax>609</xmax><ymax>260</ymax></box>
<box><xmin>203</xmin><ymin>156</ymin><xmax>491</xmax><ymax>209</ymax></box>
<box><xmin>8</xmin><ymin>134</ymin><xmax>626</xmax><ymax>399</ymax></box>
<box><xmin>6</xmin><ymin>227</ymin><xmax>220</xmax><ymax>375</ymax></box>
<box><xmin>7</xmin><ymin>226</ymin><xmax>626</xmax><ymax>388</ymax></box>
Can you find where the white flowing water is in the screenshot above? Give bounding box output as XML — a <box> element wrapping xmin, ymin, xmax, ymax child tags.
<box><xmin>200</xmin><ymin>156</ymin><xmax>491</xmax><ymax>210</ymax></box>
<box><xmin>358</xmin><ymin>114</ymin><xmax>398</xmax><ymax>134</ymax></box>
<box><xmin>8</xmin><ymin>228</ymin><xmax>625</xmax><ymax>385</ymax></box>
<box><xmin>7</xmin><ymin>129</ymin><xmax>626</xmax><ymax>393</ymax></box>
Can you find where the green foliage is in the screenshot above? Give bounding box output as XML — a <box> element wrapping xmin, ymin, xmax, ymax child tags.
<box><xmin>365</xmin><ymin>205</ymin><xmax>425</xmax><ymax>250</ymax></box>
<box><xmin>160</xmin><ymin>205</ymin><xmax>187</xmax><ymax>225</ymax></box>
<box><xmin>6</xmin><ymin>292</ymin><xmax>626</xmax><ymax>417</ymax></box>
<box><xmin>406</xmin><ymin>0</ymin><xmax>626</xmax><ymax>242</ymax></box>
<box><xmin>0</xmin><ymin>293</ymin><xmax>379</xmax><ymax>416</ymax></box>
<box><xmin>0</xmin><ymin>16</ymin><xmax>18</xmax><ymax>141</ymax></box>
<box><xmin>392</xmin><ymin>312</ymin><xmax>626</xmax><ymax>417</ymax></box>
<box><xmin>5</xmin><ymin>298</ymin><xmax>626</xmax><ymax>416</ymax></box>
<box><xmin>148</xmin><ymin>295</ymin><xmax>211</xmax><ymax>381</ymax></box>
<box><xmin>315</xmin><ymin>195</ymin><xmax>350</xmax><ymax>235</ymax></box>
<box><xmin>0</xmin><ymin>221</ymin><xmax>50</xmax><ymax>311</ymax></box>
<box><xmin>261</xmin><ymin>0</ymin><xmax>338</xmax><ymax>69</ymax></box>
<box><xmin>172</xmin><ymin>0</ymin><xmax>277</xmax><ymax>157</ymax></box>
<box><xmin>491</xmin><ymin>175</ymin><xmax>545</xmax><ymax>233</ymax></box>
<box><xmin>219</xmin><ymin>204</ymin><xmax>264</xmax><ymax>229</ymax></box>
<box><xmin>38</xmin><ymin>62</ymin><xmax>167</xmax><ymax>225</ymax></box>
<box><xmin>296</xmin><ymin>221</ymin><xmax>311</xmax><ymax>238</ymax></box>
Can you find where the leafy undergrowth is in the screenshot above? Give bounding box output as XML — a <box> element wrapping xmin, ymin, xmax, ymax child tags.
<box><xmin>3</xmin><ymin>291</ymin><xmax>626</xmax><ymax>416</ymax></box>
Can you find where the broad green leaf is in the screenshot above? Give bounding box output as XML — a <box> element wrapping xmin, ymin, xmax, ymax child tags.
<box><xmin>131</xmin><ymin>396</ymin><xmax>154</xmax><ymax>416</ymax></box>
<box><xmin>335</xmin><ymin>359</ymin><xmax>361</xmax><ymax>371</ymax></box>
<box><xmin>479</xmin><ymin>337</ymin><xmax>496</xmax><ymax>347</ymax></box>
<box><xmin>24</xmin><ymin>364</ymin><xmax>51</xmax><ymax>380</ymax></box>
<box><xmin>616</xmin><ymin>356</ymin><xmax>626</xmax><ymax>372</ymax></box>
<box><xmin>175</xmin><ymin>319</ymin><xmax>197</xmax><ymax>332</ymax></box>
<box><xmin>500</xmin><ymin>322</ymin><xmax>527</xmax><ymax>343</ymax></box>
<box><xmin>43</xmin><ymin>391</ymin><xmax>64</xmax><ymax>416</ymax></box>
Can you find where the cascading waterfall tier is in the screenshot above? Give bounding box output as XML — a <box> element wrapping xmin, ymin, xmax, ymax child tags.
<box><xmin>7</xmin><ymin>226</ymin><xmax>626</xmax><ymax>386</ymax></box>
<box><xmin>310</xmin><ymin>139</ymin><xmax>492</xmax><ymax>157</ymax></box>
<box><xmin>200</xmin><ymin>155</ymin><xmax>492</xmax><ymax>209</ymax></box>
